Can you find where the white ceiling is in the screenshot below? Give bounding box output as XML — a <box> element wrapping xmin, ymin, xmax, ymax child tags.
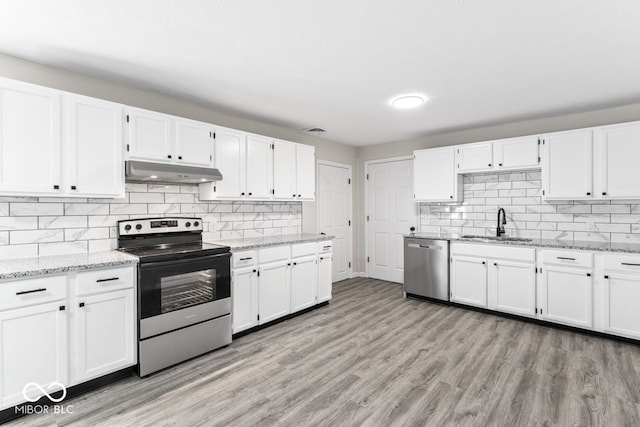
<box><xmin>1</xmin><ymin>1</ymin><xmax>639</xmax><ymax>146</ymax></box>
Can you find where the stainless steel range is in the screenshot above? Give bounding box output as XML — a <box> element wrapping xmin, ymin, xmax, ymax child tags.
<box><xmin>117</xmin><ymin>217</ymin><xmax>231</xmax><ymax>377</ymax></box>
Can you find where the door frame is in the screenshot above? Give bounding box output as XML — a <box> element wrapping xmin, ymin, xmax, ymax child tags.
<box><xmin>316</xmin><ymin>159</ymin><xmax>353</xmax><ymax>280</ymax></box>
<box><xmin>364</xmin><ymin>155</ymin><xmax>416</xmax><ymax>279</ymax></box>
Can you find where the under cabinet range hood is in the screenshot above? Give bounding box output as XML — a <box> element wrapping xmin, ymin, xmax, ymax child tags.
<box><xmin>125</xmin><ymin>160</ymin><xmax>223</xmax><ymax>185</ymax></box>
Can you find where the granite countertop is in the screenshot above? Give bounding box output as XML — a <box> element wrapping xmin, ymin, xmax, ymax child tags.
<box><xmin>404</xmin><ymin>232</ymin><xmax>640</xmax><ymax>254</ymax></box>
<box><xmin>208</xmin><ymin>233</ymin><xmax>334</xmax><ymax>251</ymax></box>
<box><xmin>0</xmin><ymin>251</ymin><xmax>139</xmax><ymax>280</ymax></box>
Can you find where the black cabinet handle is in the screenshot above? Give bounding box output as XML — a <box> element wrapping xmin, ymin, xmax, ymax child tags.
<box><xmin>586</xmin><ymin>192</ymin><xmax>591</xmax><ymax>196</ymax></box>
<box><xmin>248</xmin><ymin>192</ymin><xmax>252</xmax><ymax>196</ymax></box>
<box><xmin>482</xmin><ymin>261</ymin><xmax>486</xmax><ymax>265</ymax></box>
<box><xmin>488</xmin><ymin>163</ymin><xmax>492</xmax><ymax>167</ymax></box>
<box><xmin>79</xmin><ymin>302</ymin><xmax>85</xmax><ymax>308</ymax></box>
<box><xmin>298</xmin><ymin>194</ymin><xmax>301</xmax><ymax>198</ymax></box>
<box><xmin>240</xmin><ymin>257</ymin><xmax>253</xmax><ymax>261</ymax></box>
<box><xmin>167</xmin><ymin>155</ymin><xmax>172</xmax><ymax>159</ymax></box>
<box><xmin>178</xmin><ymin>156</ymin><xmax>182</xmax><ymax>160</ymax></box>
<box><xmin>493</xmin><ymin>262</ymin><xmax>497</xmax><ymax>266</ymax></box>
<box><xmin>71</xmin><ymin>185</ymin><xmax>77</xmax><ymax>190</ymax></box>
<box><xmin>556</xmin><ymin>257</ymin><xmax>576</xmax><ymax>261</ymax></box>
<box><xmin>59</xmin><ymin>305</ymin><xmax>65</xmax><ymax>311</ymax></box>
<box><xmin>449</xmin><ymin>195</ymin><xmax>453</xmax><ymax>199</ymax></box>
<box><xmin>16</xmin><ymin>288</ymin><xmax>47</xmax><ymax>295</ymax></box>
<box><xmin>621</xmin><ymin>262</ymin><xmax>640</xmax><ymax>267</ymax></box>
<box><xmin>498</xmin><ymin>163</ymin><xmax>503</xmax><ymax>167</ymax></box>
<box><xmin>96</xmin><ymin>277</ymin><xmax>119</xmax><ymax>283</ymax></box>
<box><xmin>602</xmin><ymin>192</ymin><xmax>607</xmax><ymax>196</ymax></box>
<box><xmin>53</xmin><ymin>185</ymin><xmax>59</xmax><ymax>190</ymax></box>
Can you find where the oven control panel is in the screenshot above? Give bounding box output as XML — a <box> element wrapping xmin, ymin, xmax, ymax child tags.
<box><xmin>118</xmin><ymin>217</ymin><xmax>203</xmax><ymax>236</ymax></box>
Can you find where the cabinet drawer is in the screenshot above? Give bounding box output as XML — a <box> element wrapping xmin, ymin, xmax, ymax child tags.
<box><xmin>76</xmin><ymin>266</ymin><xmax>135</xmax><ymax>296</ymax></box>
<box><xmin>542</xmin><ymin>250</ymin><xmax>593</xmax><ymax>268</ymax></box>
<box><xmin>0</xmin><ymin>275</ymin><xmax>67</xmax><ymax>311</ymax></box>
<box><xmin>233</xmin><ymin>250</ymin><xmax>257</xmax><ymax>268</ymax></box>
<box><xmin>292</xmin><ymin>242</ymin><xmax>316</xmax><ymax>258</ymax></box>
<box><xmin>603</xmin><ymin>253</ymin><xmax>640</xmax><ymax>273</ymax></box>
<box><xmin>318</xmin><ymin>241</ymin><xmax>333</xmax><ymax>254</ymax></box>
<box><xmin>259</xmin><ymin>245</ymin><xmax>290</xmax><ymax>263</ymax></box>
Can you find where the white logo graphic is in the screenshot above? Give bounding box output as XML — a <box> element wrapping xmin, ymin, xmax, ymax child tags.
<box><xmin>22</xmin><ymin>382</ymin><xmax>67</xmax><ymax>403</ymax></box>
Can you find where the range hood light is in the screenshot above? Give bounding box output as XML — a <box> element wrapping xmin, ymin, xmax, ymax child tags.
<box><xmin>149</xmin><ymin>175</ymin><xmax>158</xmax><ymax>179</ymax></box>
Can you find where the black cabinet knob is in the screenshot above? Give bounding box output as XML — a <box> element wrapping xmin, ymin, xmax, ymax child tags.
<box><xmin>298</xmin><ymin>194</ymin><xmax>301</xmax><ymax>197</ymax></box>
<box><xmin>602</xmin><ymin>192</ymin><xmax>607</xmax><ymax>196</ymax></box>
<box><xmin>449</xmin><ymin>195</ymin><xmax>453</xmax><ymax>199</ymax></box>
<box><xmin>482</xmin><ymin>261</ymin><xmax>486</xmax><ymax>265</ymax></box>
<box><xmin>241</xmin><ymin>192</ymin><xmax>245</xmax><ymax>196</ymax></box>
<box><xmin>292</xmin><ymin>194</ymin><xmax>296</xmax><ymax>197</ymax></box>
<box><xmin>494</xmin><ymin>262</ymin><xmax>497</xmax><ymax>266</ymax></box>
<box><xmin>167</xmin><ymin>155</ymin><xmax>172</xmax><ymax>159</ymax></box>
<box><xmin>71</xmin><ymin>185</ymin><xmax>77</xmax><ymax>190</ymax></box>
<box><xmin>586</xmin><ymin>192</ymin><xmax>591</xmax><ymax>196</ymax></box>
<box><xmin>498</xmin><ymin>163</ymin><xmax>502</xmax><ymax>167</ymax></box>
<box><xmin>248</xmin><ymin>192</ymin><xmax>252</xmax><ymax>196</ymax></box>
<box><xmin>53</xmin><ymin>185</ymin><xmax>59</xmax><ymax>190</ymax></box>
<box><xmin>178</xmin><ymin>156</ymin><xmax>182</xmax><ymax>160</ymax></box>
<box><xmin>79</xmin><ymin>302</ymin><xmax>85</xmax><ymax>308</ymax></box>
<box><xmin>488</xmin><ymin>163</ymin><xmax>492</xmax><ymax>167</ymax></box>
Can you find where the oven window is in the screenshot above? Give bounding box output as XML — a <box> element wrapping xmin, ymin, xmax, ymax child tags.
<box><xmin>161</xmin><ymin>269</ymin><xmax>216</xmax><ymax>313</ymax></box>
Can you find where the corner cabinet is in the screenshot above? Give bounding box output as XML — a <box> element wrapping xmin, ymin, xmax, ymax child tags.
<box><xmin>414</xmin><ymin>147</ymin><xmax>462</xmax><ymax>202</ymax></box>
<box><xmin>0</xmin><ymin>78</ymin><xmax>124</xmax><ymax>198</ymax></box>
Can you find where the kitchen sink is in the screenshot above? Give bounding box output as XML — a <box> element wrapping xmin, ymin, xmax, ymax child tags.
<box><xmin>460</xmin><ymin>235</ymin><xmax>533</xmax><ymax>243</ymax></box>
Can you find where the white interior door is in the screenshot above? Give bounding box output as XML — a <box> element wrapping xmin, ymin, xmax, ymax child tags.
<box><xmin>366</xmin><ymin>159</ymin><xmax>417</xmax><ymax>283</ymax></box>
<box><xmin>317</xmin><ymin>162</ymin><xmax>351</xmax><ymax>282</ymax></box>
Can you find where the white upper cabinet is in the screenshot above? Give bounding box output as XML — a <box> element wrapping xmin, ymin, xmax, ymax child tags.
<box><xmin>212</xmin><ymin>127</ymin><xmax>245</xmax><ymax>198</ymax></box>
<box><xmin>295</xmin><ymin>144</ymin><xmax>316</xmax><ymax>200</ymax></box>
<box><xmin>174</xmin><ymin>118</ymin><xmax>213</xmax><ymax>166</ymax></box>
<box><xmin>541</xmin><ymin>129</ymin><xmax>593</xmax><ymax>200</ymax></box>
<box><xmin>245</xmin><ymin>134</ymin><xmax>273</xmax><ymax>199</ymax></box>
<box><xmin>414</xmin><ymin>147</ymin><xmax>461</xmax><ymax>202</ymax></box>
<box><xmin>126</xmin><ymin>107</ymin><xmax>173</xmax><ymax>162</ymax></box>
<box><xmin>66</xmin><ymin>94</ymin><xmax>124</xmax><ymax>198</ymax></box>
<box><xmin>273</xmin><ymin>139</ymin><xmax>297</xmax><ymax>199</ymax></box>
<box><xmin>594</xmin><ymin>121</ymin><xmax>640</xmax><ymax>199</ymax></box>
<box><xmin>456</xmin><ymin>141</ymin><xmax>493</xmax><ymax>173</ymax></box>
<box><xmin>0</xmin><ymin>78</ymin><xmax>61</xmax><ymax>195</ymax></box>
<box><xmin>493</xmin><ymin>135</ymin><xmax>540</xmax><ymax>171</ymax></box>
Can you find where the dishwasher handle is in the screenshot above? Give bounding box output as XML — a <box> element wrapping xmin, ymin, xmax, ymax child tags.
<box><xmin>408</xmin><ymin>243</ymin><xmax>442</xmax><ymax>250</ymax></box>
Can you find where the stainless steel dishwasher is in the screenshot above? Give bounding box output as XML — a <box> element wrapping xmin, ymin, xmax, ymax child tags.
<box><xmin>403</xmin><ymin>237</ymin><xmax>450</xmax><ymax>301</ymax></box>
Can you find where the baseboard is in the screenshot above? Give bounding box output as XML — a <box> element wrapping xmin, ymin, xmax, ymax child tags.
<box><xmin>350</xmin><ymin>272</ymin><xmax>366</xmax><ymax>278</ymax></box>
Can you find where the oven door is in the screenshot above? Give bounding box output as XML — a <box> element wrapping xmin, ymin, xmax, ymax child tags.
<box><xmin>138</xmin><ymin>253</ymin><xmax>231</xmax><ymax>339</ymax></box>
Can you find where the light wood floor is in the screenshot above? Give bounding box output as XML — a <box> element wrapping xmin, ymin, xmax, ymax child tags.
<box><xmin>9</xmin><ymin>277</ymin><xmax>640</xmax><ymax>426</ymax></box>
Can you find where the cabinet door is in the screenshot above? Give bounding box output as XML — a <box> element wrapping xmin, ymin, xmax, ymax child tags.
<box><xmin>318</xmin><ymin>254</ymin><xmax>333</xmax><ymax>302</ymax></box>
<box><xmin>258</xmin><ymin>262</ymin><xmax>291</xmax><ymax>323</ymax></box>
<box><xmin>174</xmin><ymin>118</ymin><xmax>213</xmax><ymax>167</ymax></box>
<box><xmin>0</xmin><ymin>302</ymin><xmax>68</xmax><ymax>409</ymax></box>
<box><xmin>126</xmin><ymin>107</ymin><xmax>172</xmax><ymax>162</ymax></box>
<box><xmin>66</xmin><ymin>94</ymin><xmax>124</xmax><ymax>197</ymax></box>
<box><xmin>489</xmin><ymin>260</ymin><xmax>536</xmax><ymax>317</ymax></box>
<box><xmin>246</xmin><ymin>134</ymin><xmax>273</xmax><ymax>199</ymax></box>
<box><xmin>0</xmin><ymin>78</ymin><xmax>61</xmax><ymax>195</ymax></box>
<box><xmin>602</xmin><ymin>273</ymin><xmax>640</xmax><ymax>339</ymax></box>
<box><xmin>542</xmin><ymin>130</ymin><xmax>593</xmax><ymax>200</ymax></box>
<box><xmin>232</xmin><ymin>268</ymin><xmax>259</xmax><ymax>333</ymax></box>
<box><xmin>595</xmin><ymin>122</ymin><xmax>640</xmax><ymax>199</ymax></box>
<box><xmin>214</xmin><ymin>127</ymin><xmax>245</xmax><ymax>198</ymax></box>
<box><xmin>295</xmin><ymin>144</ymin><xmax>316</xmax><ymax>200</ymax></box>
<box><xmin>456</xmin><ymin>142</ymin><xmax>493</xmax><ymax>172</ymax></box>
<box><xmin>541</xmin><ymin>266</ymin><xmax>593</xmax><ymax>328</ymax></box>
<box><xmin>291</xmin><ymin>256</ymin><xmax>318</xmax><ymax>312</ymax></box>
<box><xmin>414</xmin><ymin>147</ymin><xmax>459</xmax><ymax>202</ymax></box>
<box><xmin>73</xmin><ymin>289</ymin><xmax>135</xmax><ymax>384</ymax></box>
<box><xmin>273</xmin><ymin>140</ymin><xmax>296</xmax><ymax>200</ymax></box>
<box><xmin>451</xmin><ymin>255</ymin><xmax>488</xmax><ymax>307</ymax></box>
<box><xmin>494</xmin><ymin>136</ymin><xmax>540</xmax><ymax>171</ymax></box>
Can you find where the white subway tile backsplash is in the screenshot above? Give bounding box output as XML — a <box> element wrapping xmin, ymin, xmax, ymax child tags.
<box><xmin>0</xmin><ymin>184</ymin><xmax>302</xmax><ymax>257</ymax></box>
<box><xmin>420</xmin><ymin>170</ymin><xmax>640</xmax><ymax>242</ymax></box>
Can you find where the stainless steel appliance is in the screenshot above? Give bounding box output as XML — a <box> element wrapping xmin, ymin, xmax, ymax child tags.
<box><xmin>125</xmin><ymin>160</ymin><xmax>223</xmax><ymax>184</ymax></box>
<box><xmin>117</xmin><ymin>217</ymin><xmax>231</xmax><ymax>377</ymax></box>
<box><xmin>404</xmin><ymin>237</ymin><xmax>450</xmax><ymax>301</ymax></box>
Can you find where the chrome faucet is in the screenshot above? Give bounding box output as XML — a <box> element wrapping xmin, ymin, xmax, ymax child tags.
<box><xmin>497</xmin><ymin>208</ymin><xmax>507</xmax><ymax>237</ymax></box>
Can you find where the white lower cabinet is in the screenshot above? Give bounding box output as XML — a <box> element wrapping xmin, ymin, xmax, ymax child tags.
<box><xmin>72</xmin><ymin>289</ymin><xmax>135</xmax><ymax>384</ymax></box>
<box><xmin>600</xmin><ymin>253</ymin><xmax>640</xmax><ymax>339</ymax></box>
<box><xmin>451</xmin><ymin>255</ymin><xmax>488</xmax><ymax>308</ymax></box>
<box><xmin>0</xmin><ymin>301</ymin><xmax>68</xmax><ymax>409</ymax></box>
<box><xmin>290</xmin><ymin>256</ymin><xmax>318</xmax><ymax>312</ymax></box>
<box><xmin>231</xmin><ymin>241</ymin><xmax>332</xmax><ymax>334</ymax></box>
<box><xmin>232</xmin><ymin>267</ymin><xmax>259</xmax><ymax>333</ymax></box>
<box><xmin>258</xmin><ymin>261</ymin><xmax>291</xmax><ymax>324</ymax></box>
<box><xmin>540</xmin><ymin>265</ymin><xmax>593</xmax><ymax>329</ymax></box>
<box><xmin>0</xmin><ymin>265</ymin><xmax>136</xmax><ymax>410</ymax></box>
<box><xmin>489</xmin><ymin>260</ymin><xmax>536</xmax><ymax>317</ymax></box>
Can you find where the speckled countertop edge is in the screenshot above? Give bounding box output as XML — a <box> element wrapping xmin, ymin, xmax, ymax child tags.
<box><xmin>404</xmin><ymin>233</ymin><xmax>640</xmax><ymax>254</ymax></box>
<box><xmin>0</xmin><ymin>251</ymin><xmax>139</xmax><ymax>281</ymax></box>
<box><xmin>208</xmin><ymin>233</ymin><xmax>334</xmax><ymax>251</ymax></box>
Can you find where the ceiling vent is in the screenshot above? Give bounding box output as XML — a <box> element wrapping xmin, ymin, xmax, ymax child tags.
<box><xmin>304</xmin><ymin>127</ymin><xmax>327</xmax><ymax>134</ymax></box>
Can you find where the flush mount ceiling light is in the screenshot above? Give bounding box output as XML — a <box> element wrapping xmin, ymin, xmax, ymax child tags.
<box><xmin>391</xmin><ymin>94</ymin><xmax>427</xmax><ymax>109</ymax></box>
